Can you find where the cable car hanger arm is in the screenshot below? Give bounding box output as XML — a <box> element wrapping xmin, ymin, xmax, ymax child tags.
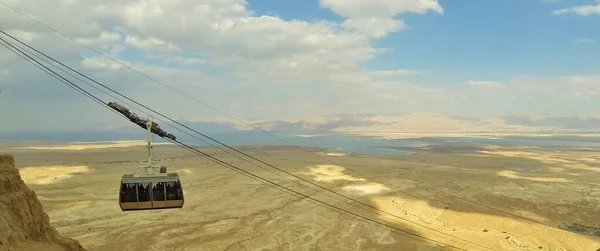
<box><xmin>107</xmin><ymin>101</ymin><xmax>176</xmax><ymax>141</ymax></box>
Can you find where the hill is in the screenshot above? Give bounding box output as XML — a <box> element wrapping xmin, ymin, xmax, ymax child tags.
<box><xmin>4</xmin><ymin>113</ymin><xmax>600</xmax><ymax>142</ymax></box>
<box><xmin>0</xmin><ymin>154</ymin><xmax>85</xmax><ymax>251</ymax></box>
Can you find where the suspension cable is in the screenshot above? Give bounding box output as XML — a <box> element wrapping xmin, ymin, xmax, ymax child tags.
<box><xmin>0</xmin><ymin>33</ymin><xmax>489</xmax><ymax>251</ymax></box>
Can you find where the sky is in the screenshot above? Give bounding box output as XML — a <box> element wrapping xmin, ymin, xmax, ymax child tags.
<box><xmin>0</xmin><ymin>0</ymin><xmax>599</xmax><ymax>133</ymax></box>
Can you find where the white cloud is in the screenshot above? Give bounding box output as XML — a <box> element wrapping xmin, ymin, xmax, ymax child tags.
<box><xmin>370</xmin><ymin>69</ymin><xmax>424</xmax><ymax>78</ymax></box>
<box><xmin>124</xmin><ymin>35</ymin><xmax>181</xmax><ymax>54</ymax></box>
<box><xmin>80</xmin><ymin>57</ymin><xmax>124</xmax><ymax>70</ymax></box>
<box><xmin>0</xmin><ymin>0</ymin><xmax>439</xmax><ymax>91</ymax></box>
<box><xmin>553</xmin><ymin>0</ymin><xmax>600</xmax><ymax>15</ymax></box>
<box><xmin>574</xmin><ymin>38</ymin><xmax>595</xmax><ymax>44</ymax></box>
<box><xmin>342</xmin><ymin>17</ymin><xmax>405</xmax><ymax>38</ymax></box>
<box><xmin>3</xmin><ymin>29</ymin><xmax>41</xmax><ymax>43</ymax></box>
<box><xmin>165</xmin><ymin>56</ymin><xmax>207</xmax><ymax>65</ymax></box>
<box><xmin>507</xmin><ymin>75</ymin><xmax>600</xmax><ymax>99</ymax></box>
<box><xmin>320</xmin><ymin>0</ymin><xmax>443</xmax><ymax>37</ymax></box>
<box><xmin>76</xmin><ymin>32</ymin><xmax>122</xmax><ymax>47</ymax></box>
<box><xmin>467</xmin><ymin>81</ymin><xmax>504</xmax><ymax>88</ymax></box>
<box><xmin>320</xmin><ymin>0</ymin><xmax>443</xmax><ymax>17</ymax></box>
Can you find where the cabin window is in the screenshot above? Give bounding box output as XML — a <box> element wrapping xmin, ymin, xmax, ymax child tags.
<box><xmin>137</xmin><ymin>183</ymin><xmax>151</xmax><ymax>202</ymax></box>
<box><xmin>120</xmin><ymin>183</ymin><xmax>138</xmax><ymax>203</ymax></box>
<box><xmin>166</xmin><ymin>181</ymin><xmax>183</xmax><ymax>200</ymax></box>
<box><xmin>152</xmin><ymin>182</ymin><xmax>166</xmax><ymax>201</ymax></box>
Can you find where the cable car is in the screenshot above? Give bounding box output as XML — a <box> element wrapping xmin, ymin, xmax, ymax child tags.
<box><xmin>119</xmin><ymin>173</ymin><xmax>184</xmax><ymax>211</ymax></box>
<box><xmin>119</xmin><ymin>119</ymin><xmax>184</xmax><ymax>211</ymax></box>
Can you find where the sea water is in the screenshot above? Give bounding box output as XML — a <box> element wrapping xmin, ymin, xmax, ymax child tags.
<box><xmin>4</xmin><ymin>130</ymin><xmax>600</xmax><ymax>156</ymax></box>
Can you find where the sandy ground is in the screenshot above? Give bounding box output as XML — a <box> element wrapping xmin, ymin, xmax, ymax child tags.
<box><xmin>2</xmin><ymin>141</ymin><xmax>600</xmax><ymax>251</ymax></box>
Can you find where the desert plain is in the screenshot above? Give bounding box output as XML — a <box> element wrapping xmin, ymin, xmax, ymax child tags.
<box><xmin>1</xmin><ymin>139</ymin><xmax>600</xmax><ymax>251</ymax></box>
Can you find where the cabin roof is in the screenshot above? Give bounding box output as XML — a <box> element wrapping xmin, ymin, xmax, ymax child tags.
<box><xmin>121</xmin><ymin>173</ymin><xmax>180</xmax><ymax>183</ymax></box>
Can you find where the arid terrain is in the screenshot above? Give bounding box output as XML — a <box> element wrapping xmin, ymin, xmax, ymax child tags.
<box><xmin>1</xmin><ymin>140</ymin><xmax>600</xmax><ymax>251</ymax></box>
<box><xmin>0</xmin><ymin>153</ymin><xmax>85</xmax><ymax>251</ymax></box>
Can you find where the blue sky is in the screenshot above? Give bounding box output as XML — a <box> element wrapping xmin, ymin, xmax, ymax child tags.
<box><xmin>246</xmin><ymin>0</ymin><xmax>600</xmax><ymax>81</ymax></box>
<box><xmin>1</xmin><ymin>0</ymin><xmax>600</xmax><ymax>132</ymax></box>
<box><xmin>379</xmin><ymin>1</ymin><xmax>598</xmax><ymax>77</ymax></box>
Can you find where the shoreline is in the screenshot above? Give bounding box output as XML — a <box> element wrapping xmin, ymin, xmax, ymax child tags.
<box><xmin>3</xmin><ymin>133</ymin><xmax>600</xmax><ymax>157</ymax></box>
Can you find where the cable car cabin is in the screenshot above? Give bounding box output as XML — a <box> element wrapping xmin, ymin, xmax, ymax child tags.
<box><xmin>116</xmin><ymin>116</ymin><xmax>183</xmax><ymax>211</ymax></box>
<box><xmin>119</xmin><ymin>173</ymin><xmax>184</xmax><ymax>211</ymax></box>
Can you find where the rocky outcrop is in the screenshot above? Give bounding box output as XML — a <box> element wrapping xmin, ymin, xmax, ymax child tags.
<box><xmin>0</xmin><ymin>154</ymin><xmax>85</xmax><ymax>251</ymax></box>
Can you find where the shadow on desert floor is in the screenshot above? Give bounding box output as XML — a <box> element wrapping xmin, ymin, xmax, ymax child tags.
<box><xmin>291</xmin><ymin>146</ymin><xmax>600</xmax><ymax>251</ymax></box>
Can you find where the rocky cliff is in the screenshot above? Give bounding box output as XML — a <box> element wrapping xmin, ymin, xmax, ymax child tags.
<box><xmin>0</xmin><ymin>154</ymin><xmax>85</xmax><ymax>251</ymax></box>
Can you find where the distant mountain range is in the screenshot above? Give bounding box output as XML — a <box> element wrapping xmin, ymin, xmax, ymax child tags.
<box><xmin>3</xmin><ymin>113</ymin><xmax>600</xmax><ymax>141</ymax></box>
<box><xmin>188</xmin><ymin>113</ymin><xmax>600</xmax><ymax>134</ymax></box>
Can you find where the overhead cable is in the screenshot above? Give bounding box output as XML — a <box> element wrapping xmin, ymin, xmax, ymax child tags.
<box><xmin>0</xmin><ymin>35</ymin><xmax>479</xmax><ymax>251</ymax></box>
<box><xmin>0</xmin><ymin>29</ymin><xmax>491</xmax><ymax>251</ymax></box>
